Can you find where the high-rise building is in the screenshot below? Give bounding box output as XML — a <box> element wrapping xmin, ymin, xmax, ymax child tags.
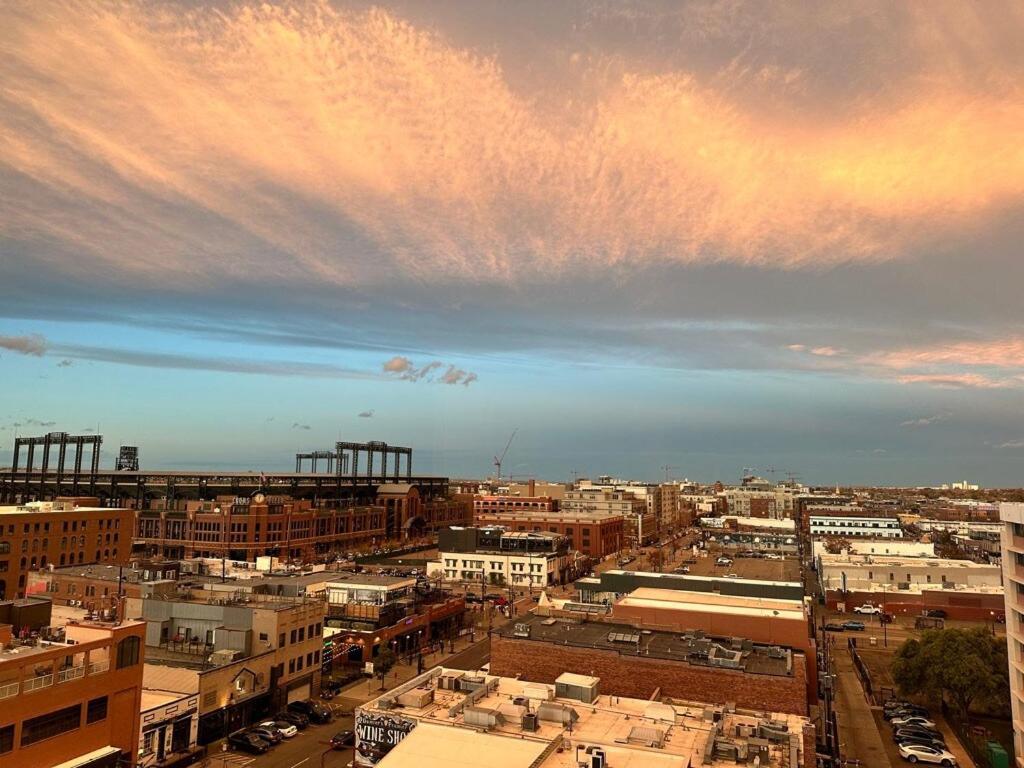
<box><xmin>1000</xmin><ymin>502</ymin><xmax>1024</xmax><ymax>766</ymax></box>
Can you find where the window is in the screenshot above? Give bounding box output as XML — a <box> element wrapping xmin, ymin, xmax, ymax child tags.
<box><xmin>0</xmin><ymin>724</ymin><xmax>12</xmax><ymax>754</ymax></box>
<box><xmin>259</xmin><ymin>632</ymin><xmax>269</xmax><ymax>642</ymax></box>
<box><xmin>116</xmin><ymin>636</ymin><xmax>141</xmax><ymax>668</ymax></box>
<box><xmin>306</xmin><ymin>652</ymin><xmax>313</xmax><ymax>666</ymax></box>
<box><xmin>288</xmin><ymin>659</ymin><xmax>295</xmax><ymax>673</ymax></box>
<box><xmin>86</xmin><ymin>696</ymin><xmax>108</xmax><ymax>723</ymax></box>
<box><xmin>279</xmin><ymin>632</ymin><xmax>286</xmax><ymax>647</ymax></box>
<box><xmin>290</xmin><ymin>629</ymin><xmax>297</xmax><ymax>644</ymax></box>
<box><xmin>21</xmin><ymin>704</ymin><xmax>81</xmax><ymax>746</ymax></box>
<box><xmin>143</xmin><ymin>730</ymin><xmax>155</xmax><ymax>754</ymax></box>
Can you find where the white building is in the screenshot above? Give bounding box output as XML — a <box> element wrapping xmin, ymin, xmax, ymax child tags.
<box><xmin>817</xmin><ymin>552</ymin><xmax>1003</xmax><ymax>592</ymax></box>
<box><xmin>810</xmin><ymin>539</ymin><xmax>934</xmax><ymax>559</ymax></box>
<box><xmin>428</xmin><ymin>528</ymin><xmax>574</xmax><ymax>588</ymax></box>
<box><xmin>999</xmin><ymin>503</ymin><xmax>1024</xmax><ymax>767</ymax></box>
<box><xmin>139</xmin><ymin>668</ymin><xmax>200</xmax><ymax>767</ymax></box>
<box><xmin>809</xmin><ymin>514</ymin><xmax>903</xmax><ymax>538</ymax></box>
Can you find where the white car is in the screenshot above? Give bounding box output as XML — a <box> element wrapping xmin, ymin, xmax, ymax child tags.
<box><xmin>716</xmin><ymin>557</ymin><xmax>733</xmax><ymax>566</ymax></box>
<box><xmin>898</xmin><ymin>743</ymin><xmax>955</xmax><ymax>765</ymax></box>
<box><xmin>765</xmin><ymin>553</ymin><xmax>783</xmax><ymax>560</ymax></box>
<box><xmin>891</xmin><ymin>715</ymin><xmax>938</xmax><ymax>729</ymax></box>
<box><xmin>263</xmin><ymin>721</ymin><xmax>298</xmax><ymax>738</ymax></box>
<box><xmin>853</xmin><ymin>604</ymin><xmax>882</xmax><ymax>615</ymax></box>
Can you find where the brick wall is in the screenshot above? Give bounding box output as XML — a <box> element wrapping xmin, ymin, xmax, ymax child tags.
<box><xmin>490</xmin><ymin>634</ymin><xmax>808</xmax><ymax>715</ymax></box>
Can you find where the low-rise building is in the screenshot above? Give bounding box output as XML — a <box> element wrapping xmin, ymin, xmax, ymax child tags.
<box><xmin>26</xmin><ymin>562</ymin><xmax>181</xmax><ymax>615</ymax></box>
<box><xmin>125</xmin><ymin>593</ymin><xmax>325</xmax><ymax>708</ymax></box>
<box><xmin>817</xmin><ymin>552</ymin><xmax>1005</xmax><ymax>619</ymax></box>
<box><xmin>810</xmin><ymin>539</ymin><xmax>934</xmax><ymax>559</ymax></box>
<box><xmin>355</xmin><ymin>666</ymin><xmax>816</xmax><ymax>768</ymax></box>
<box><xmin>323</xmin><ymin>573</ymin><xmax>465</xmax><ymax>664</ymax></box>
<box><xmin>429</xmin><ymin>527</ymin><xmax>576</xmax><ymax>589</ymax></box>
<box><xmin>562</xmin><ymin>488</ymin><xmax>655</xmax><ymax>546</ymax></box>
<box><xmin>473</xmin><ymin>508</ymin><xmax>624</xmax><ymax>558</ymax></box>
<box><xmin>0</xmin><ymin>499</ymin><xmax>132</xmax><ymax>599</ymax></box>
<box><xmin>809</xmin><ymin>513</ymin><xmax>903</xmax><ymax>538</ymax></box>
<box><xmin>138</xmin><ymin>679</ymin><xmax>200</xmax><ymax>768</ymax></box>
<box><xmin>0</xmin><ymin>616</ymin><xmax>145</xmax><ymax>768</ymax></box>
<box><xmin>489</xmin><ymin>613</ymin><xmax>812</xmax><ymax>715</ymax></box>
<box><xmin>576</xmin><ymin>569</ymin><xmax>806</xmax><ymax>604</ymax></box>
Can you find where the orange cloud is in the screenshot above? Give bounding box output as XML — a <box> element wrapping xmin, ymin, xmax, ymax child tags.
<box><xmin>1</xmin><ymin>1</ymin><xmax>1022</xmax><ymax>286</ymax></box>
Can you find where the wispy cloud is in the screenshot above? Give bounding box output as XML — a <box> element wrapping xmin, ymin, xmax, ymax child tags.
<box><xmin>56</xmin><ymin>359</ymin><xmax>73</xmax><ymax>367</ymax></box>
<box><xmin>358</xmin><ymin>410</ymin><xmax>375</xmax><ymax>418</ymax></box>
<box><xmin>291</xmin><ymin>422</ymin><xmax>311</xmax><ymax>431</ymax></box>
<box><xmin>900</xmin><ymin>413</ymin><xmax>951</xmax><ymax>428</ymax></box>
<box><xmin>382</xmin><ymin>356</ymin><xmax>477</xmax><ymax>385</ymax></box>
<box><xmin>0</xmin><ymin>334</ymin><xmax>47</xmax><ymax>356</ymax></box>
<box><xmin>998</xmin><ymin>440</ymin><xmax>1024</xmax><ymax>449</ymax></box>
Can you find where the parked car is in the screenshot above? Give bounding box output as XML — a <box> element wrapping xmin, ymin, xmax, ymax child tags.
<box><xmin>228</xmin><ymin>732</ymin><xmax>270</xmax><ymax>754</ymax></box>
<box><xmin>464</xmin><ymin>593</ymin><xmax>482</xmax><ymax>604</ymax></box>
<box><xmin>853</xmin><ymin>604</ymin><xmax>882</xmax><ymax>614</ymax></box>
<box><xmin>673</xmin><ymin>566</ymin><xmax>690</xmax><ymax>574</ymax></box>
<box><xmin>880</xmin><ymin>612</ymin><xmax>895</xmax><ymax>624</ymax></box>
<box><xmin>823</xmin><ymin>623</ymin><xmax>846</xmax><ymax>632</ymax></box>
<box><xmin>765</xmin><ymin>553</ymin><xmax>783</xmax><ymax>560</ymax></box>
<box><xmin>331</xmin><ymin>730</ymin><xmax>356</xmax><ymax>749</ymax></box>
<box><xmin>842</xmin><ymin>620</ymin><xmax>866</xmax><ymax>631</ymax></box>
<box><xmin>269</xmin><ymin>721</ymin><xmax>299</xmax><ymax>738</ymax></box>
<box><xmin>484</xmin><ymin>593</ymin><xmax>508</xmax><ymax>606</ymax></box>
<box><xmin>288</xmin><ymin>699</ymin><xmax>333</xmax><ymax>724</ymax></box>
<box><xmin>618</xmin><ymin>557</ymin><xmax>635</xmax><ymax>567</ymax></box>
<box><xmin>894</xmin><ymin>727</ymin><xmax>944</xmax><ymax>744</ymax></box>
<box><xmin>891</xmin><ymin>716</ymin><xmax>938</xmax><ymax>730</ymax></box>
<box><xmin>897</xmin><ymin>735</ymin><xmax>948</xmax><ymax>752</ymax></box>
<box><xmin>275</xmin><ymin>710</ymin><xmax>310</xmax><ymax>729</ymax></box>
<box><xmin>898</xmin><ymin>743</ymin><xmax>956</xmax><ymax>765</ymax></box>
<box><xmin>922</xmin><ymin>609</ymin><xmax>948</xmax><ymax>619</ymax></box>
<box><xmin>716</xmin><ymin>557</ymin><xmax>733</xmax><ymax>566</ymax></box>
<box><xmin>248</xmin><ymin>724</ymin><xmax>283</xmax><ymax>745</ymax></box>
<box><xmin>884</xmin><ymin>704</ymin><xmax>930</xmax><ymax>721</ymax></box>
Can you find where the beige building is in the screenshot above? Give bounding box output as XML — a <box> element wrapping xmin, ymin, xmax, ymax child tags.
<box><xmin>354</xmin><ymin>666</ymin><xmax>816</xmax><ymax>768</ymax></box>
<box><xmin>562</xmin><ymin>489</ymin><xmax>654</xmax><ymax>546</ymax></box>
<box><xmin>1000</xmin><ymin>503</ymin><xmax>1024</xmax><ymax>767</ymax></box>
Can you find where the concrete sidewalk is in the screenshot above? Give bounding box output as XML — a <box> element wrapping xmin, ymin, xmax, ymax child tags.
<box><xmin>833</xmin><ymin>650</ymin><xmax>894</xmax><ymax>768</ymax></box>
<box><xmin>333</xmin><ymin>633</ymin><xmax>487</xmax><ymax>709</ymax></box>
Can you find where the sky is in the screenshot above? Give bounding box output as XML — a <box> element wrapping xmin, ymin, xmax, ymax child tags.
<box><xmin>2</xmin><ymin>0</ymin><xmax>1024</xmax><ymax>486</ymax></box>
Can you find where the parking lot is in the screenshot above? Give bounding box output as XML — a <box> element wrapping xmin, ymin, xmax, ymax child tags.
<box><xmin>208</xmin><ymin>707</ymin><xmax>355</xmax><ymax>768</ymax></box>
<box><xmin>683</xmin><ymin>548</ymin><xmax>802</xmax><ymax>581</ymax></box>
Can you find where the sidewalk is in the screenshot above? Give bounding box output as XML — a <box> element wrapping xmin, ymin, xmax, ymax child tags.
<box><xmin>334</xmin><ymin>632</ymin><xmax>486</xmax><ymax>709</ymax></box>
<box><xmin>833</xmin><ymin>650</ymin><xmax>894</xmax><ymax>767</ymax></box>
<box><xmin>935</xmin><ymin>714</ymin><xmax>977</xmax><ymax>768</ymax></box>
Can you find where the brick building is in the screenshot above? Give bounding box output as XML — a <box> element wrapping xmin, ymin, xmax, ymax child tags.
<box><xmin>26</xmin><ymin>561</ymin><xmax>182</xmax><ymax>615</ymax></box>
<box><xmin>473</xmin><ymin>495</ymin><xmax>558</xmax><ymax>515</ymax></box>
<box><xmin>473</xmin><ymin>508</ymin><xmax>624</xmax><ymax>558</ymax></box>
<box><xmin>0</xmin><ymin>616</ymin><xmax>145</xmax><ymax>768</ymax></box>
<box><xmin>0</xmin><ymin>499</ymin><xmax>132</xmax><ymax>599</ymax></box>
<box><xmin>135</xmin><ymin>489</ymin><xmax>472</xmax><ymax>562</ymax></box>
<box><xmin>489</xmin><ymin>615</ymin><xmax>810</xmax><ymax>715</ymax></box>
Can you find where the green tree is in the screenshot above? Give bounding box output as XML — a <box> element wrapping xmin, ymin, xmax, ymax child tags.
<box><xmin>376</xmin><ymin>647</ymin><xmax>397</xmax><ymax>690</ymax></box>
<box><xmin>891</xmin><ymin>627</ymin><xmax>1008</xmax><ymax>715</ymax></box>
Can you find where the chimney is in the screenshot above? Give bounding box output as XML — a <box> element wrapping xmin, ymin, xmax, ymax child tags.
<box><xmin>529</xmin><ymin>479</ymin><xmax>536</xmax><ymax>497</ymax></box>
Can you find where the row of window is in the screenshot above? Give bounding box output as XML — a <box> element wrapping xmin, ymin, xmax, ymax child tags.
<box><xmin>287</xmin><ymin>650</ymin><xmax>321</xmax><ymax>675</ymax></box>
<box><xmin>281</xmin><ymin>621</ymin><xmax>323</xmax><ymax>647</ymax></box>
<box><xmin>0</xmin><ymin>696</ymin><xmax>108</xmax><ymax>753</ymax></box>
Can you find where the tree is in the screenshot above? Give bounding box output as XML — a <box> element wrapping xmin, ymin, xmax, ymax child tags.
<box><xmin>891</xmin><ymin>627</ymin><xmax>1008</xmax><ymax>715</ymax></box>
<box><xmin>376</xmin><ymin>647</ymin><xmax>397</xmax><ymax>690</ymax></box>
<box><xmin>648</xmin><ymin>549</ymin><xmax>666</xmax><ymax>572</ymax></box>
<box><xmin>822</xmin><ymin>535</ymin><xmax>853</xmax><ymax>555</ymax></box>
<box><xmin>931</xmin><ymin>530</ymin><xmax>968</xmax><ymax>560</ymax></box>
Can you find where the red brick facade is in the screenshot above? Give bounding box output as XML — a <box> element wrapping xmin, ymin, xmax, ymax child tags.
<box><xmin>489</xmin><ymin>633</ymin><xmax>809</xmax><ymax>715</ymax></box>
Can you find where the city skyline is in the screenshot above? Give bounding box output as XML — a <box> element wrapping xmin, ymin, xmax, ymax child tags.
<box><xmin>3</xmin><ymin>1</ymin><xmax>1024</xmax><ymax>486</ymax></box>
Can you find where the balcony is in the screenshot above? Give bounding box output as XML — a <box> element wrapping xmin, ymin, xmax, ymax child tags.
<box><xmin>88</xmin><ymin>659</ymin><xmax>109</xmax><ymax>675</ymax></box>
<box><xmin>0</xmin><ymin>681</ymin><xmax>19</xmax><ymax>700</ymax></box>
<box><xmin>22</xmin><ymin>673</ymin><xmax>53</xmax><ymax>693</ymax></box>
<box><xmin>57</xmin><ymin>665</ymin><xmax>85</xmax><ymax>684</ymax></box>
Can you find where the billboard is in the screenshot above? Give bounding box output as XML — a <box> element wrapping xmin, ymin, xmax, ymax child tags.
<box><xmin>354</xmin><ymin>710</ymin><xmax>417</xmax><ymax>766</ymax></box>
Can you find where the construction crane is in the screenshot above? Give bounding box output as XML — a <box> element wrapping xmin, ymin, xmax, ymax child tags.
<box><xmin>493</xmin><ymin>429</ymin><xmax>518</xmax><ymax>481</ymax></box>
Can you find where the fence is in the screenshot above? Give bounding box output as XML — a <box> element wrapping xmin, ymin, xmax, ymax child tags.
<box><xmin>942</xmin><ymin>700</ymin><xmax>993</xmax><ymax>768</ymax></box>
<box><xmin>847</xmin><ymin>639</ymin><xmax>875</xmax><ymax>703</ymax></box>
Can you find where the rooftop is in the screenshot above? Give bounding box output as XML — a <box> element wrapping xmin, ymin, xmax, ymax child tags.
<box><xmin>0</xmin><ymin>501</ymin><xmax>127</xmax><ymax>515</ymax></box>
<box><xmin>495</xmin><ymin>614</ymin><xmax>796</xmax><ymax>677</ymax></box>
<box><xmin>617</xmin><ymin>587</ymin><xmax>807</xmax><ymax>621</ymax></box>
<box><xmin>358</xmin><ymin>667</ymin><xmax>809</xmax><ymax>768</ymax></box>
<box><xmin>818</xmin><ymin>553</ymin><xmax>1000</xmax><ymax>569</ymax></box>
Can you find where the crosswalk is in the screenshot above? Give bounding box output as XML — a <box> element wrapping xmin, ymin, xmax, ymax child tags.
<box><xmin>204</xmin><ymin>753</ymin><xmax>255</xmax><ymax>768</ymax></box>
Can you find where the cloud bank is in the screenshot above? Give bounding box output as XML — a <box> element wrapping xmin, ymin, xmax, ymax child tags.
<box><xmin>2</xmin><ymin>0</ymin><xmax>1022</xmax><ymax>296</ymax></box>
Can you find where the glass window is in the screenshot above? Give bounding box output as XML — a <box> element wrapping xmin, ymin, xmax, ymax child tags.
<box><xmin>21</xmin><ymin>704</ymin><xmax>81</xmax><ymax>746</ymax></box>
<box><xmin>86</xmin><ymin>696</ymin><xmax>108</xmax><ymax>724</ymax></box>
<box><xmin>116</xmin><ymin>636</ymin><xmax>141</xmax><ymax>668</ymax></box>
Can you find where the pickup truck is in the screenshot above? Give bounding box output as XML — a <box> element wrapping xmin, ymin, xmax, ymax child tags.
<box><xmin>852</xmin><ymin>604</ymin><xmax>882</xmax><ymax>615</ymax></box>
